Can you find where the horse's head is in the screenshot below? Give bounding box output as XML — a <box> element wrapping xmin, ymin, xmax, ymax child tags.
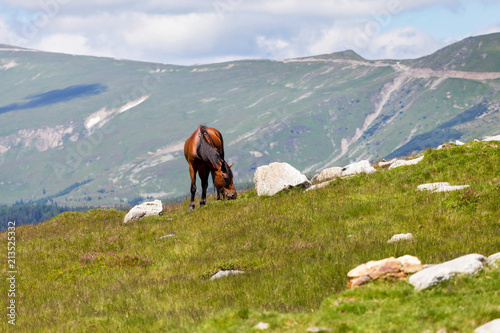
<box><xmin>213</xmin><ymin>161</ymin><xmax>237</xmax><ymax>200</ymax></box>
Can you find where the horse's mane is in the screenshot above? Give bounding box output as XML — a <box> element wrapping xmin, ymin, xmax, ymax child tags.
<box><xmin>197</xmin><ymin>125</ymin><xmax>223</xmax><ymax>167</ymax></box>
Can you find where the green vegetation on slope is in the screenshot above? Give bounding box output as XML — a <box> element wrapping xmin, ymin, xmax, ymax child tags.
<box><xmin>0</xmin><ymin>142</ymin><xmax>499</xmax><ymax>332</ymax></box>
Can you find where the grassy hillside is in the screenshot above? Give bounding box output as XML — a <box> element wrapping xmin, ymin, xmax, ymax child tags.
<box><xmin>1</xmin><ymin>140</ymin><xmax>498</xmax><ymax>332</ymax></box>
<box><xmin>1</xmin><ymin>34</ymin><xmax>500</xmax><ymax>206</ymax></box>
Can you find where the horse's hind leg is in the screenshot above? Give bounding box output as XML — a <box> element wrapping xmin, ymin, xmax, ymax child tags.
<box><xmin>200</xmin><ymin>169</ymin><xmax>210</xmax><ymax>207</ymax></box>
<box><xmin>189</xmin><ymin>165</ymin><xmax>197</xmax><ymax>211</ymax></box>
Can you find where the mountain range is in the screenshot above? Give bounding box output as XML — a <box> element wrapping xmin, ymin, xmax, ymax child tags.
<box><xmin>0</xmin><ymin>33</ymin><xmax>499</xmax><ymax>206</ymax></box>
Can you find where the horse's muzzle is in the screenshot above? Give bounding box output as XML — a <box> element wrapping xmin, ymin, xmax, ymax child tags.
<box><xmin>226</xmin><ymin>192</ymin><xmax>237</xmax><ymax>200</ymax></box>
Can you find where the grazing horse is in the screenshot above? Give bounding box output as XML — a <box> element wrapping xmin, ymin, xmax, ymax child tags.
<box><xmin>184</xmin><ymin>125</ymin><xmax>237</xmax><ymax>210</ymax></box>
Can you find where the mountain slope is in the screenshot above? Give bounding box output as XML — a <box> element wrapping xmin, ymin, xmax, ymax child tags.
<box><xmin>0</xmin><ymin>33</ymin><xmax>499</xmax><ymax>205</ymax></box>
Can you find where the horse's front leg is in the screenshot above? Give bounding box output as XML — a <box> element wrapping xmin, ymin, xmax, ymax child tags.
<box><xmin>200</xmin><ymin>169</ymin><xmax>210</xmax><ymax>207</ymax></box>
<box><xmin>189</xmin><ymin>165</ymin><xmax>197</xmax><ymax>211</ymax></box>
<box><xmin>211</xmin><ymin>171</ymin><xmax>222</xmax><ymax>200</ymax></box>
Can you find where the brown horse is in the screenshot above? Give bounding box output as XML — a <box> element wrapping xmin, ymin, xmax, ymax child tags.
<box><xmin>184</xmin><ymin>125</ymin><xmax>237</xmax><ymax>210</ymax></box>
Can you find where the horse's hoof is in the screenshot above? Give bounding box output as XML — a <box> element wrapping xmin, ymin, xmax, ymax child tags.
<box><xmin>189</xmin><ymin>206</ymin><xmax>194</xmax><ymax>212</ymax></box>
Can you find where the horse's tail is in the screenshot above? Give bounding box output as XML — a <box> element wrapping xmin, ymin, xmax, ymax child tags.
<box><xmin>199</xmin><ymin>125</ymin><xmax>214</xmax><ymax>146</ymax></box>
<box><xmin>197</xmin><ymin>125</ymin><xmax>221</xmax><ymax>166</ymax></box>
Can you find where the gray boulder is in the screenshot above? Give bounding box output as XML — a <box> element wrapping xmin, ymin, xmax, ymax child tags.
<box><xmin>475</xmin><ymin>319</ymin><xmax>500</xmax><ymax>333</ymax></box>
<box><xmin>409</xmin><ymin>254</ymin><xmax>486</xmax><ymax>291</ymax></box>
<box><xmin>342</xmin><ymin>160</ymin><xmax>376</xmax><ymax>176</ymax></box>
<box><xmin>253</xmin><ymin>162</ymin><xmax>311</xmax><ymax>196</ymax></box>
<box><xmin>311</xmin><ymin>167</ymin><xmax>343</xmax><ymax>185</ymax></box>
<box><xmin>123</xmin><ymin>199</ymin><xmax>163</xmax><ymax>224</ymax></box>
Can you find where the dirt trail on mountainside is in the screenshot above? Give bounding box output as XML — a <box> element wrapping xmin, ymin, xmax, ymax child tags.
<box><xmin>284</xmin><ymin>57</ymin><xmax>500</xmax><ymax>167</ymax></box>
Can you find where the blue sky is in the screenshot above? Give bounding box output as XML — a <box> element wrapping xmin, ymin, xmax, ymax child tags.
<box><xmin>0</xmin><ymin>0</ymin><xmax>499</xmax><ymax>65</ymax></box>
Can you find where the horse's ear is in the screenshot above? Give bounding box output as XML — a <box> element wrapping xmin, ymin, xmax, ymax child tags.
<box><xmin>228</xmin><ymin>163</ymin><xmax>233</xmax><ymax>168</ymax></box>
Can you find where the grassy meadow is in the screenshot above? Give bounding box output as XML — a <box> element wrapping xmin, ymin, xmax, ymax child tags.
<box><xmin>1</xmin><ymin>141</ymin><xmax>499</xmax><ymax>332</ymax></box>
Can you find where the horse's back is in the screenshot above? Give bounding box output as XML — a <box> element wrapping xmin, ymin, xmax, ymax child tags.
<box><xmin>184</xmin><ymin>126</ymin><xmax>224</xmax><ymax>163</ymax></box>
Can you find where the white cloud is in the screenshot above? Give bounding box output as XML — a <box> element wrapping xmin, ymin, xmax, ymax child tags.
<box><xmin>123</xmin><ymin>13</ymin><xmax>221</xmax><ymax>54</ymax></box>
<box><xmin>0</xmin><ymin>0</ymin><xmax>498</xmax><ymax>65</ymax></box>
<box><xmin>34</xmin><ymin>33</ymin><xmax>96</xmax><ymax>56</ymax></box>
<box><xmin>472</xmin><ymin>24</ymin><xmax>500</xmax><ymax>37</ymax></box>
<box><xmin>367</xmin><ymin>26</ymin><xmax>442</xmax><ymax>59</ymax></box>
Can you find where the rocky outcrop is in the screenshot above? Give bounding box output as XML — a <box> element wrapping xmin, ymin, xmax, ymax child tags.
<box><xmin>253</xmin><ymin>162</ymin><xmax>311</xmax><ymax>196</ymax></box>
<box><xmin>408</xmin><ymin>254</ymin><xmax>486</xmax><ymax>291</ymax></box>
<box><xmin>347</xmin><ymin>255</ymin><xmax>423</xmax><ymax>288</ymax></box>
<box><xmin>123</xmin><ymin>199</ymin><xmax>163</xmax><ymax>224</ymax></box>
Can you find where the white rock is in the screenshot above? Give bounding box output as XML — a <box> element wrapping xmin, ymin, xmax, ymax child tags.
<box><xmin>307</xmin><ymin>327</ymin><xmax>333</xmax><ymax>332</ymax></box>
<box><xmin>482</xmin><ymin>135</ymin><xmax>500</xmax><ymax>142</ymax></box>
<box><xmin>433</xmin><ymin>185</ymin><xmax>470</xmax><ymax>192</ymax></box>
<box><xmin>417</xmin><ymin>182</ymin><xmax>451</xmax><ymax>191</ymax></box>
<box><xmin>342</xmin><ymin>160</ymin><xmax>376</xmax><ymax>177</ymax></box>
<box><xmin>417</xmin><ymin>182</ymin><xmax>470</xmax><ymax>193</ymax></box>
<box><xmin>487</xmin><ymin>252</ymin><xmax>500</xmax><ymax>268</ymax></box>
<box><xmin>388</xmin><ymin>156</ymin><xmax>424</xmax><ymax>170</ymax></box>
<box><xmin>311</xmin><ymin>167</ymin><xmax>343</xmax><ymax>185</ymax></box>
<box><xmin>210</xmin><ymin>270</ymin><xmax>245</xmax><ymax>280</ymax></box>
<box><xmin>409</xmin><ymin>254</ymin><xmax>486</xmax><ymax>291</ymax></box>
<box><xmin>475</xmin><ymin>319</ymin><xmax>500</xmax><ymax>333</ymax></box>
<box><xmin>253</xmin><ymin>162</ymin><xmax>311</xmax><ymax>196</ymax></box>
<box><xmin>160</xmin><ymin>234</ymin><xmax>175</xmax><ymax>239</ymax></box>
<box><xmin>306</xmin><ymin>180</ymin><xmax>334</xmax><ymax>191</ymax></box>
<box><xmin>387</xmin><ymin>233</ymin><xmax>414</xmax><ymax>243</ymax></box>
<box><xmin>378</xmin><ymin>158</ymin><xmax>397</xmax><ymax>167</ymax></box>
<box><xmin>455</xmin><ymin>140</ymin><xmax>465</xmax><ymax>145</ymax></box>
<box><xmin>255</xmin><ymin>322</ymin><xmax>270</xmax><ymax>330</ymax></box>
<box><xmin>123</xmin><ymin>199</ymin><xmax>163</xmax><ymax>224</ymax></box>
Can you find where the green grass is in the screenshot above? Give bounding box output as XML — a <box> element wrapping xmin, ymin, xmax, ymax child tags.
<box><xmin>0</xmin><ymin>141</ymin><xmax>499</xmax><ymax>332</ymax></box>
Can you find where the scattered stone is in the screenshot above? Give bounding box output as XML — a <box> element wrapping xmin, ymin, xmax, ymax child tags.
<box><xmin>489</xmin><ymin>143</ymin><xmax>499</xmax><ymax>148</ymax></box>
<box><xmin>475</xmin><ymin>319</ymin><xmax>500</xmax><ymax>333</ymax></box>
<box><xmin>388</xmin><ymin>156</ymin><xmax>424</xmax><ymax>170</ymax></box>
<box><xmin>482</xmin><ymin>135</ymin><xmax>500</xmax><ymax>142</ymax></box>
<box><xmin>210</xmin><ymin>270</ymin><xmax>245</xmax><ymax>280</ymax></box>
<box><xmin>342</xmin><ymin>160</ymin><xmax>376</xmax><ymax>177</ymax></box>
<box><xmin>160</xmin><ymin>234</ymin><xmax>175</xmax><ymax>239</ymax></box>
<box><xmin>455</xmin><ymin>140</ymin><xmax>465</xmax><ymax>145</ymax></box>
<box><xmin>123</xmin><ymin>199</ymin><xmax>163</xmax><ymax>224</ymax></box>
<box><xmin>417</xmin><ymin>182</ymin><xmax>451</xmax><ymax>191</ymax></box>
<box><xmin>253</xmin><ymin>162</ymin><xmax>311</xmax><ymax>196</ymax></box>
<box><xmin>487</xmin><ymin>252</ymin><xmax>500</xmax><ymax>268</ymax></box>
<box><xmin>433</xmin><ymin>185</ymin><xmax>470</xmax><ymax>192</ymax></box>
<box><xmin>417</xmin><ymin>182</ymin><xmax>470</xmax><ymax>193</ymax></box>
<box><xmin>311</xmin><ymin>167</ymin><xmax>343</xmax><ymax>185</ymax></box>
<box><xmin>409</xmin><ymin>254</ymin><xmax>486</xmax><ymax>291</ymax></box>
<box><xmin>306</xmin><ymin>180</ymin><xmax>334</xmax><ymax>191</ymax></box>
<box><xmin>307</xmin><ymin>327</ymin><xmax>333</xmax><ymax>332</ymax></box>
<box><xmin>437</xmin><ymin>143</ymin><xmax>454</xmax><ymax>150</ymax></box>
<box><xmin>254</xmin><ymin>322</ymin><xmax>270</xmax><ymax>330</ymax></box>
<box><xmin>347</xmin><ymin>255</ymin><xmax>422</xmax><ymax>288</ymax></box>
<box><xmin>387</xmin><ymin>233</ymin><xmax>414</xmax><ymax>243</ymax></box>
<box><xmin>378</xmin><ymin>158</ymin><xmax>397</xmax><ymax>167</ymax></box>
